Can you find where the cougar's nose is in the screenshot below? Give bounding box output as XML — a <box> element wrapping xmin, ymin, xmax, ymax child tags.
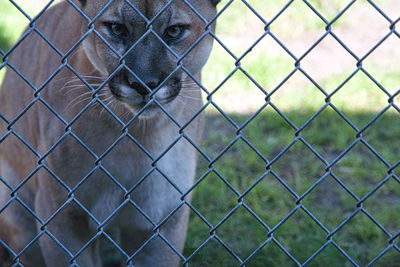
<box><xmin>127</xmin><ymin>76</ymin><xmax>159</xmax><ymax>97</ymax></box>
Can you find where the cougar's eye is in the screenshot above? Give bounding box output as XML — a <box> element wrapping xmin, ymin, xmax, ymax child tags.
<box><xmin>107</xmin><ymin>22</ymin><xmax>128</xmax><ymax>38</ymax></box>
<box><xmin>164</xmin><ymin>25</ymin><xmax>187</xmax><ymax>41</ymax></box>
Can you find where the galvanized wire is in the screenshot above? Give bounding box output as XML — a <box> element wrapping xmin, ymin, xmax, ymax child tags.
<box><xmin>0</xmin><ymin>0</ymin><xmax>399</xmax><ymax>266</ymax></box>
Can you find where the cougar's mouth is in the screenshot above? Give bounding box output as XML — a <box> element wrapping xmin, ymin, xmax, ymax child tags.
<box><xmin>108</xmin><ymin>81</ymin><xmax>182</xmax><ymax>110</ymax></box>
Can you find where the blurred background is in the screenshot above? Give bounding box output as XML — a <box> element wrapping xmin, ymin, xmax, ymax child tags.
<box><xmin>1</xmin><ymin>0</ymin><xmax>400</xmax><ymax>266</ymax></box>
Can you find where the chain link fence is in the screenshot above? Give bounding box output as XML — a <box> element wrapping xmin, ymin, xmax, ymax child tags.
<box><xmin>0</xmin><ymin>0</ymin><xmax>399</xmax><ymax>266</ymax></box>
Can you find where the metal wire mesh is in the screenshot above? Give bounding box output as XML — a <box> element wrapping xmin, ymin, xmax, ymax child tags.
<box><xmin>0</xmin><ymin>0</ymin><xmax>399</xmax><ymax>266</ymax></box>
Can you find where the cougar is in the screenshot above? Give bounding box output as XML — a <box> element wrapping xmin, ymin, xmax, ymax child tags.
<box><xmin>0</xmin><ymin>0</ymin><xmax>219</xmax><ymax>266</ymax></box>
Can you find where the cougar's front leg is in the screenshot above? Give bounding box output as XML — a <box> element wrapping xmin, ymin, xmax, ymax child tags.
<box><xmin>127</xmin><ymin>207</ymin><xmax>190</xmax><ymax>267</ymax></box>
<box><xmin>35</xmin><ymin>187</ymin><xmax>101</xmax><ymax>267</ymax></box>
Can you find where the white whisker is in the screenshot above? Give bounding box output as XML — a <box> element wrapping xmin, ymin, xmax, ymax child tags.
<box><xmin>65</xmin><ymin>91</ymin><xmax>93</xmax><ymax>110</ymax></box>
<box><xmin>62</xmin><ymin>83</ymin><xmax>102</xmax><ymax>91</ymax></box>
<box><xmin>53</xmin><ymin>74</ymin><xmax>104</xmax><ymax>85</ymax></box>
<box><xmin>103</xmin><ymin>95</ymin><xmax>115</xmax><ymax>106</ymax></box>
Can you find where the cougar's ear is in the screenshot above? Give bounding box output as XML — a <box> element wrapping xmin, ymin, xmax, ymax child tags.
<box><xmin>210</xmin><ymin>0</ymin><xmax>220</xmax><ymax>6</ymax></box>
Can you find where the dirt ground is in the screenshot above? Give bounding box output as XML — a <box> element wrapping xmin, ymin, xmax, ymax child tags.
<box><xmin>223</xmin><ymin>0</ymin><xmax>399</xmax><ymax>82</ymax></box>
<box><xmin>211</xmin><ymin>0</ymin><xmax>399</xmax><ymax>113</ymax></box>
<box><xmin>299</xmin><ymin>1</ymin><xmax>400</xmax><ymax>82</ymax></box>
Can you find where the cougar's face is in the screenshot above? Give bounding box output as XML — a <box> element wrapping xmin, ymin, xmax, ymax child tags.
<box><xmin>81</xmin><ymin>0</ymin><xmax>217</xmax><ymax>114</ymax></box>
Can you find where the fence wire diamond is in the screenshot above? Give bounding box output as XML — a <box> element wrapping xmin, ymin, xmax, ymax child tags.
<box><xmin>0</xmin><ymin>0</ymin><xmax>399</xmax><ymax>266</ymax></box>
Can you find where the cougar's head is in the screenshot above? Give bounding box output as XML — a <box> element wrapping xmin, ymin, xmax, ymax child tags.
<box><xmin>76</xmin><ymin>0</ymin><xmax>220</xmax><ymax>114</ymax></box>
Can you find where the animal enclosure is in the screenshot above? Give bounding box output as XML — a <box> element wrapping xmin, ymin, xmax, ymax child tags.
<box><xmin>0</xmin><ymin>0</ymin><xmax>400</xmax><ymax>266</ymax></box>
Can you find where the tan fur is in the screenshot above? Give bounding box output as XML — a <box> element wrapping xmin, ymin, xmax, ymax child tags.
<box><xmin>0</xmin><ymin>0</ymin><xmax>218</xmax><ymax>266</ymax></box>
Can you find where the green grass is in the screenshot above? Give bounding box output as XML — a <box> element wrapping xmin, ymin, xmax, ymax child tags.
<box><xmin>185</xmin><ymin>109</ymin><xmax>400</xmax><ymax>266</ymax></box>
<box><xmin>1</xmin><ymin>1</ymin><xmax>399</xmax><ymax>266</ymax></box>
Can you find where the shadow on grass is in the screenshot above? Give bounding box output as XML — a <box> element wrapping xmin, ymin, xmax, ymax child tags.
<box><xmin>185</xmin><ymin>108</ymin><xmax>400</xmax><ymax>266</ymax></box>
